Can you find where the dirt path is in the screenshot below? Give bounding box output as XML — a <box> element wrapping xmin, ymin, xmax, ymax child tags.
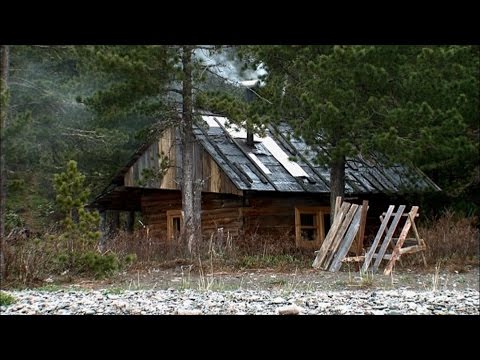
<box><xmin>65</xmin><ymin>265</ymin><xmax>479</xmax><ymax>293</ymax></box>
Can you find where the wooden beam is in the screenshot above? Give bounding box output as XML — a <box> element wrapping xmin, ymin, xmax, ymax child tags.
<box><xmin>356</xmin><ymin>200</ymin><xmax>369</xmax><ymax>257</ymax></box>
<box><xmin>342</xmin><ymin>255</ymin><xmax>365</xmax><ymax>263</ymax></box>
<box><xmin>322</xmin><ymin>204</ymin><xmax>359</xmax><ymax>270</ymax></box>
<box><xmin>361</xmin><ymin>205</ymin><xmax>394</xmax><ymax>273</ymax></box>
<box><xmin>384</xmin><ymin>206</ymin><xmax>419</xmax><ymax>275</ymax></box>
<box><xmin>335</xmin><ymin>196</ymin><xmax>343</xmax><ymax>219</ymax></box>
<box><xmin>312</xmin><ymin>202</ymin><xmax>350</xmax><ymax>269</ymax></box>
<box><xmin>329</xmin><ymin>205</ymin><xmax>363</xmax><ymax>272</ymax></box>
<box><xmin>371</xmin><ymin>205</ymin><xmax>406</xmax><ymax>273</ymax></box>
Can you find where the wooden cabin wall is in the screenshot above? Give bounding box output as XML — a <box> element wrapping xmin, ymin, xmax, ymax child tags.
<box><xmin>141</xmin><ymin>191</ymin><xmax>244</xmax><ymax>241</ymax></box>
<box><xmin>124</xmin><ymin>127</ymin><xmax>242</xmax><ymax>196</ymax></box>
<box><xmin>139</xmin><ymin>189</ymin><xmax>398</xmax><ymax>253</ymax></box>
<box><xmin>124</xmin><ymin>128</ymin><xmax>178</xmax><ymax>189</ymax></box>
<box><xmin>242</xmin><ymin>193</ymin><xmax>330</xmax><ymax>239</ymax></box>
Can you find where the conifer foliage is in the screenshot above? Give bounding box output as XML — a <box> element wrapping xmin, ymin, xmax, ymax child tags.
<box><xmin>53</xmin><ymin>160</ymin><xmax>100</xmax><ymax>252</ymax></box>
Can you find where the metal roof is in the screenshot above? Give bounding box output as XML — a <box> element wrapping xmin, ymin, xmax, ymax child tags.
<box><xmin>194</xmin><ymin>116</ymin><xmax>441</xmax><ymax>194</ymax></box>
<box><xmin>91</xmin><ymin>113</ymin><xmax>441</xmax><ymax>208</ymax></box>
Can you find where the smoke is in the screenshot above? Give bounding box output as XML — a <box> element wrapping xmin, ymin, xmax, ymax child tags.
<box><xmin>194</xmin><ymin>46</ymin><xmax>266</xmax><ymax>86</ymax></box>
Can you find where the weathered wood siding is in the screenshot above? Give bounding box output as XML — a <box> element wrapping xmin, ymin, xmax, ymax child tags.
<box><xmin>124</xmin><ymin>128</ymin><xmax>177</xmax><ymax>189</ymax></box>
<box><xmin>125</xmin><ymin>127</ymin><xmax>242</xmax><ymax>196</ymax></box>
<box><xmin>201</xmin><ymin>148</ymin><xmax>242</xmax><ymax>196</ymax></box>
<box><xmin>242</xmin><ymin>193</ymin><xmax>330</xmax><ymax>237</ymax></box>
<box><xmin>141</xmin><ymin>191</ymin><xmax>244</xmax><ymax>241</ymax></box>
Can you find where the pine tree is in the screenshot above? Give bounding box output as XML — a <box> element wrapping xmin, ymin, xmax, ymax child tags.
<box><xmin>203</xmin><ymin>45</ymin><xmax>479</xmax><ymax>215</ymax></box>
<box><xmin>53</xmin><ymin>160</ymin><xmax>100</xmax><ymax>253</ymax></box>
<box><xmin>77</xmin><ymin>45</ymin><xmax>226</xmax><ymax>255</ymax></box>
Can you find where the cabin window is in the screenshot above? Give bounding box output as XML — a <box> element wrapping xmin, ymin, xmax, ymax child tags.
<box><xmin>167</xmin><ymin>210</ymin><xmax>183</xmax><ymax>241</ymax></box>
<box><xmin>294</xmin><ymin>207</ymin><xmax>330</xmax><ymax>248</ymax></box>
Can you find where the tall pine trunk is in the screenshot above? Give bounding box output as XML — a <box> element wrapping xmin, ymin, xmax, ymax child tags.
<box><xmin>0</xmin><ymin>45</ymin><xmax>9</xmax><ymax>280</ymax></box>
<box><xmin>181</xmin><ymin>46</ymin><xmax>201</xmax><ymax>255</ymax></box>
<box><xmin>330</xmin><ymin>155</ymin><xmax>345</xmax><ymax>220</ymax></box>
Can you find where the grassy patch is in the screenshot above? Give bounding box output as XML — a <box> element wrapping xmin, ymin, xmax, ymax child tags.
<box><xmin>103</xmin><ymin>287</ymin><xmax>125</xmax><ymax>295</ymax></box>
<box><xmin>36</xmin><ymin>284</ymin><xmax>65</xmax><ymax>292</ymax></box>
<box><xmin>0</xmin><ymin>292</ymin><xmax>17</xmax><ymax>306</ymax></box>
<box><xmin>238</xmin><ymin>254</ymin><xmax>304</xmax><ymax>270</ymax></box>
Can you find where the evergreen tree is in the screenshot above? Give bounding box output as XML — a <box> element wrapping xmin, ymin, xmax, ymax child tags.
<box><xmin>53</xmin><ymin>160</ymin><xmax>100</xmax><ymax>253</ymax></box>
<box><xmin>77</xmin><ymin>45</ymin><xmax>226</xmax><ymax>255</ymax></box>
<box><xmin>202</xmin><ymin>45</ymin><xmax>479</xmax><ymax>215</ymax></box>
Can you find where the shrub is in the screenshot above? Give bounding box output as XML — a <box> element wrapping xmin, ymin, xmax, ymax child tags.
<box><xmin>0</xmin><ymin>292</ymin><xmax>16</xmax><ymax>306</ymax></box>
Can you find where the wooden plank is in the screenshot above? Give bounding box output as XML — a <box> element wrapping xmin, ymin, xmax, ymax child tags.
<box><xmin>342</xmin><ymin>255</ymin><xmax>365</xmax><ymax>263</ymax></box>
<box><xmin>335</xmin><ymin>196</ymin><xmax>342</xmax><ymax>219</ymax></box>
<box><xmin>381</xmin><ymin>212</ymin><xmax>419</xmax><ymax>218</ymax></box>
<box><xmin>355</xmin><ymin>200</ymin><xmax>369</xmax><ymax>256</ymax></box>
<box><xmin>384</xmin><ymin>206</ymin><xmax>419</xmax><ymax>275</ymax></box>
<box><xmin>398</xmin><ymin>244</ymin><xmax>426</xmax><ymax>255</ymax></box>
<box><xmin>408</xmin><ymin>212</ymin><xmax>422</xmax><ymax>243</ymax></box>
<box><xmin>361</xmin><ymin>205</ymin><xmax>395</xmax><ymax>273</ymax></box>
<box><xmin>329</xmin><ymin>206</ymin><xmax>363</xmax><ymax>272</ymax></box>
<box><xmin>312</xmin><ymin>202</ymin><xmax>350</xmax><ymax>269</ymax></box>
<box><xmin>374</xmin><ymin>253</ymin><xmax>392</xmax><ymax>260</ymax></box>
<box><xmin>371</xmin><ymin>205</ymin><xmax>406</xmax><ymax>273</ymax></box>
<box><xmin>322</xmin><ymin>204</ymin><xmax>359</xmax><ymax>270</ymax></box>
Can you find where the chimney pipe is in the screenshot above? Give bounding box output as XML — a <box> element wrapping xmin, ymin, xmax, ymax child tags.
<box><xmin>242</xmin><ymin>80</ymin><xmax>259</xmax><ymax>147</ymax></box>
<box><xmin>246</xmin><ymin>131</ymin><xmax>254</xmax><ymax>147</ymax></box>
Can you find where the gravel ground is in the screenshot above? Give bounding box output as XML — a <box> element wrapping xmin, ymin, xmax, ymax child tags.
<box><xmin>2</xmin><ymin>267</ymin><xmax>478</xmax><ymax>315</ymax></box>
<box><xmin>1</xmin><ymin>288</ymin><xmax>478</xmax><ymax>315</ymax></box>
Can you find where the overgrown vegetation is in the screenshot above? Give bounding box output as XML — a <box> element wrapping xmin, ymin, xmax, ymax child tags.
<box><xmin>418</xmin><ymin>211</ymin><xmax>479</xmax><ymax>268</ymax></box>
<box><xmin>2</xmin><ymin>161</ymin><xmax>135</xmax><ymax>287</ymax></box>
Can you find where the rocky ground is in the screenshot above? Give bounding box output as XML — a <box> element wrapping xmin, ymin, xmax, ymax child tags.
<box><xmin>2</xmin><ymin>267</ymin><xmax>479</xmax><ymax>315</ymax></box>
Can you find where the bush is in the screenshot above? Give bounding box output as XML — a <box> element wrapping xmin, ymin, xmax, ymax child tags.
<box><xmin>77</xmin><ymin>251</ymin><xmax>120</xmax><ymax>278</ymax></box>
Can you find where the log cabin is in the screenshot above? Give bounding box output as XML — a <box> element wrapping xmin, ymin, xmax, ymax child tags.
<box><xmin>90</xmin><ymin>113</ymin><xmax>440</xmax><ymax>250</ymax></box>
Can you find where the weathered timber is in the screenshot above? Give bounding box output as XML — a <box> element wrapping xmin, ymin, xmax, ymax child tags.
<box><xmin>334</xmin><ymin>196</ymin><xmax>343</xmax><ymax>219</ymax></box>
<box><xmin>312</xmin><ymin>202</ymin><xmax>351</xmax><ymax>268</ymax></box>
<box><xmin>371</xmin><ymin>205</ymin><xmax>406</xmax><ymax>273</ymax></box>
<box><xmin>329</xmin><ymin>205</ymin><xmax>363</xmax><ymax>272</ymax></box>
<box><xmin>322</xmin><ymin>204</ymin><xmax>359</xmax><ymax>270</ymax></box>
<box><xmin>342</xmin><ymin>255</ymin><xmax>365</xmax><ymax>263</ymax></box>
<box><xmin>361</xmin><ymin>205</ymin><xmax>395</xmax><ymax>273</ymax></box>
<box><xmin>384</xmin><ymin>206</ymin><xmax>419</xmax><ymax>275</ymax></box>
<box><xmin>355</xmin><ymin>200</ymin><xmax>369</xmax><ymax>256</ymax></box>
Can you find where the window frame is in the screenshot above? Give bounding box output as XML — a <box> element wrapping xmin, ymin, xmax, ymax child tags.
<box><xmin>166</xmin><ymin>210</ymin><xmax>184</xmax><ymax>241</ymax></box>
<box><xmin>294</xmin><ymin>206</ymin><xmax>330</xmax><ymax>249</ymax></box>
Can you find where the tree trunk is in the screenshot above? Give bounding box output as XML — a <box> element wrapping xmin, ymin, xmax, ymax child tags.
<box><xmin>126</xmin><ymin>211</ymin><xmax>135</xmax><ymax>233</ymax></box>
<box><xmin>99</xmin><ymin>210</ymin><xmax>107</xmax><ymax>251</ymax></box>
<box><xmin>109</xmin><ymin>210</ymin><xmax>120</xmax><ymax>237</ymax></box>
<box><xmin>181</xmin><ymin>46</ymin><xmax>201</xmax><ymax>256</ymax></box>
<box><xmin>330</xmin><ymin>155</ymin><xmax>345</xmax><ymax>221</ymax></box>
<box><xmin>0</xmin><ymin>45</ymin><xmax>9</xmax><ymax>281</ymax></box>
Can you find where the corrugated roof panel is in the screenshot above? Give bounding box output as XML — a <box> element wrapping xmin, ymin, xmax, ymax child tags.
<box><xmin>248</xmin><ymin>152</ymin><xmax>272</xmax><ymax>174</ymax></box>
<box><xmin>260</xmin><ymin>136</ymin><xmax>310</xmax><ymax>178</ymax></box>
<box><xmin>93</xmin><ymin>116</ymin><xmax>440</xmax><ymax>208</ymax></box>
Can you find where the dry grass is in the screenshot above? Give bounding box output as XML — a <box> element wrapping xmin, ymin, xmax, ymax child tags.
<box><xmin>5</xmin><ymin>210</ymin><xmax>476</xmax><ymax>288</ymax></box>
<box><xmin>415</xmin><ymin>211</ymin><xmax>479</xmax><ymax>268</ymax></box>
<box><xmin>103</xmin><ymin>228</ymin><xmax>312</xmax><ymax>272</ymax></box>
<box><xmin>2</xmin><ymin>233</ymin><xmax>62</xmax><ymax>287</ymax></box>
